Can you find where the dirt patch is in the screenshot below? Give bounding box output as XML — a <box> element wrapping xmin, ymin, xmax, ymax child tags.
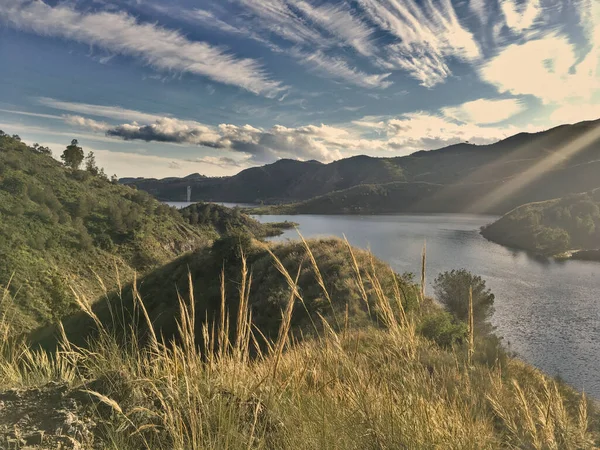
<box><xmin>0</xmin><ymin>382</ymin><xmax>96</xmax><ymax>449</ymax></box>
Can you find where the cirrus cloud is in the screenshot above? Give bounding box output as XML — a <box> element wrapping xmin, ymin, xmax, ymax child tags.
<box><xmin>0</xmin><ymin>0</ymin><xmax>285</xmax><ymax>97</ymax></box>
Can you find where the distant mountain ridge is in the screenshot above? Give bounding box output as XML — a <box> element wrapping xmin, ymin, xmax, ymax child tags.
<box><xmin>123</xmin><ymin>118</ymin><xmax>600</xmax><ymax>214</ymax></box>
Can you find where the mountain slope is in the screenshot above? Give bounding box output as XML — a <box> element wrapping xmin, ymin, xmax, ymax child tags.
<box><xmin>123</xmin><ymin>119</ymin><xmax>600</xmax><ymax>213</ymax></box>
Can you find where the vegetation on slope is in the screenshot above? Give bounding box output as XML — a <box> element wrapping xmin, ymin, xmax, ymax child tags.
<box><xmin>35</xmin><ymin>236</ymin><xmax>418</xmax><ymax>350</ymax></box>
<box><xmin>126</xmin><ymin>119</ymin><xmax>600</xmax><ymax>214</ymax></box>
<box><xmin>180</xmin><ymin>202</ymin><xmax>296</xmax><ymax>238</ymax></box>
<box><xmin>1</xmin><ymin>239</ymin><xmax>597</xmax><ymax>448</ymax></box>
<box><xmin>481</xmin><ymin>189</ymin><xmax>600</xmax><ymax>256</ymax></box>
<box><xmin>0</xmin><ymin>132</ymin><xmax>286</xmax><ymax>334</ymax></box>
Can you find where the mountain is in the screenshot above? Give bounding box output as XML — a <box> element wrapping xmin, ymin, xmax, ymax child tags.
<box><xmin>123</xmin><ymin>119</ymin><xmax>600</xmax><ymax>214</ymax></box>
<box><xmin>481</xmin><ymin>189</ymin><xmax>600</xmax><ymax>257</ymax></box>
<box><xmin>0</xmin><ymin>132</ymin><xmax>284</xmax><ymax>333</ymax></box>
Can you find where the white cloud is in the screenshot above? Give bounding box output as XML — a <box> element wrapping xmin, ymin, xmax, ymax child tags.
<box><xmin>500</xmin><ymin>0</ymin><xmax>542</xmax><ymax>33</ymax></box>
<box><xmin>441</xmin><ymin>98</ymin><xmax>525</xmax><ymax>125</ymax></box>
<box><xmin>0</xmin><ymin>0</ymin><xmax>284</xmax><ymax>96</ymax></box>
<box><xmin>384</xmin><ymin>112</ymin><xmax>514</xmax><ymax>150</ymax></box>
<box><xmin>292</xmin><ymin>0</ymin><xmax>376</xmax><ymax>56</ymax></box>
<box><xmin>293</xmin><ymin>49</ymin><xmax>392</xmax><ymax>89</ymax></box>
<box><xmin>63</xmin><ymin>115</ymin><xmax>110</xmax><ymax>132</ymax></box>
<box><xmin>480</xmin><ymin>33</ymin><xmax>600</xmax><ymax>104</ymax></box>
<box><xmin>352</xmin><ymin>112</ymin><xmax>534</xmax><ymax>153</ymax></box>
<box><xmin>236</xmin><ymin>0</ymin><xmax>326</xmax><ymax>46</ymax></box>
<box><xmin>101</xmin><ymin>116</ymin><xmax>344</xmax><ymax>163</ymax></box>
<box><xmin>358</xmin><ymin>0</ymin><xmax>481</xmax><ymax>87</ymax></box>
<box><xmin>549</xmin><ymin>103</ymin><xmax>600</xmax><ymax>124</ymax></box>
<box><xmin>38</xmin><ymin>97</ymin><xmax>169</xmax><ymax>122</ymax></box>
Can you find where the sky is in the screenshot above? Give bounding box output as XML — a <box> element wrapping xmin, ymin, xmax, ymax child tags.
<box><xmin>0</xmin><ymin>0</ymin><xmax>598</xmax><ymax>178</ymax></box>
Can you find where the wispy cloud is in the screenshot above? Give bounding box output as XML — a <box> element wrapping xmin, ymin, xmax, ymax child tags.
<box><xmin>291</xmin><ymin>0</ymin><xmax>376</xmax><ymax>56</ymax></box>
<box><xmin>38</xmin><ymin>98</ymin><xmax>166</xmax><ymax>122</ymax></box>
<box><xmin>292</xmin><ymin>49</ymin><xmax>393</xmax><ymax>89</ymax></box>
<box><xmin>0</xmin><ymin>0</ymin><xmax>285</xmax><ymax>96</ymax></box>
<box><xmin>160</xmin><ymin>0</ymin><xmax>390</xmax><ymax>89</ymax></box>
<box><xmin>357</xmin><ymin>0</ymin><xmax>481</xmax><ymax>87</ymax></box>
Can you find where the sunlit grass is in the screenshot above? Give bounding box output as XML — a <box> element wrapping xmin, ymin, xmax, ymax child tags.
<box><xmin>0</xmin><ymin>239</ymin><xmax>596</xmax><ymax>449</ymax></box>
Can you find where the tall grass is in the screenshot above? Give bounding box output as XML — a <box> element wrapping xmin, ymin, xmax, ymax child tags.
<box><xmin>0</xmin><ymin>239</ymin><xmax>596</xmax><ymax>449</ymax></box>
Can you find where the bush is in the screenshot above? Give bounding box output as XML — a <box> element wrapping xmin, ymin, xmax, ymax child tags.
<box><xmin>2</xmin><ymin>174</ymin><xmax>27</xmax><ymax>195</ymax></box>
<box><xmin>433</xmin><ymin>269</ymin><xmax>495</xmax><ymax>324</ymax></box>
<box><xmin>211</xmin><ymin>231</ymin><xmax>253</xmax><ymax>264</ymax></box>
<box><xmin>95</xmin><ymin>233</ymin><xmax>115</xmax><ymax>251</ymax></box>
<box><xmin>418</xmin><ymin>311</ymin><xmax>467</xmax><ymax>348</ymax></box>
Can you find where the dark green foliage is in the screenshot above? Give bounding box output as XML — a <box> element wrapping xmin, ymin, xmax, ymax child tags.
<box><xmin>2</xmin><ymin>173</ymin><xmax>27</xmax><ymax>195</ymax></box>
<box><xmin>85</xmin><ymin>151</ymin><xmax>99</xmax><ymax>176</ymax></box>
<box><xmin>0</xmin><ymin>133</ymin><xmax>211</xmax><ymax>333</ymax></box>
<box><xmin>433</xmin><ymin>269</ymin><xmax>495</xmax><ymax>324</ymax></box>
<box><xmin>47</xmin><ymin>238</ymin><xmax>420</xmax><ymax>351</ymax></box>
<box><xmin>61</xmin><ymin>139</ymin><xmax>85</xmax><ymax>170</ymax></box>
<box><xmin>180</xmin><ymin>202</ymin><xmax>295</xmax><ymax>238</ymax></box>
<box><xmin>32</xmin><ymin>143</ymin><xmax>52</xmax><ymax>155</ymax></box>
<box><xmin>482</xmin><ymin>189</ymin><xmax>600</xmax><ymax>256</ymax></box>
<box><xmin>418</xmin><ymin>311</ymin><xmax>468</xmax><ymax>348</ymax></box>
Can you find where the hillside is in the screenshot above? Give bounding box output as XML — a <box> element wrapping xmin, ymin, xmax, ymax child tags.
<box><xmin>32</xmin><ymin>237</ymin><xmax>417</xmax><ymax>350</ymax></box>
<box><xmin>481</xmin><ymin>189</ymin><xmax>600</xmax><ymax>257</ymax></box>
<box><xmin>124</xmin><ymin>119</ymin><xmax>600</xmax><ymax>214</ymax></box>
<box><xmin>0</xmin><ymin>132</ymin><xmax>284</xmax><ymax>333</ymax></box>
<box><xmin>4</xmin><ymin>237</ymin><xmax>598</xmax><ymax>448</ymax></box>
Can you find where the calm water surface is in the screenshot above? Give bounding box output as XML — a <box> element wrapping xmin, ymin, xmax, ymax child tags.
<box><xmin>254</xmin><ymin>213</ymin><xmax>600</xmax><ymax>397</ymax></box>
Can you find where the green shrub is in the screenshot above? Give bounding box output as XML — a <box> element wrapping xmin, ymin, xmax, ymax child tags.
<box><xmin>418</xmin><ymin>311</ymin><xmax>467</xmax><ymax>348</ymax></box>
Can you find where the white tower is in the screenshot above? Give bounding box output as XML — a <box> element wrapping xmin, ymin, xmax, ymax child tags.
<box><xmin>186</xmin><ymin>186</ymin><xmax>192</xmax><ymax>203</ymax></box>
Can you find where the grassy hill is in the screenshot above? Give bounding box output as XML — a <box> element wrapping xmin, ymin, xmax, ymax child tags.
<box><xmin>0</xmin><ymin>132</ymin><xmax>285</xmax><ymax>333</ymax></box>
<box><xmin>32</xmin><ymin>237</ymin><xmax>418</xmax><ymax>350</ymax></box>
<box><xmin>124</xmin><ymin>118</ymin><xmax>600</xmax><ymax>214</ymax></box>
<box><xmin>2</xmin><ymin>237</ymin><xmax>598</xmax><ymax>448</ymax></box>
<box><xmin>481</xmin><ymin>189</ymin><xmax>600</xmax><ymax>256</ymax></box>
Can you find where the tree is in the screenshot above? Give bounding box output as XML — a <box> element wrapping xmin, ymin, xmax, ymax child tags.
<box><xmin>32</xmin><ymin>143</ymin><xmax>52</xmax><ymax>155</ymax></box>
<box><xmin>85</xmin><ymin>151</ymin><xmax>99</xmax><ymax>175</ymax></box>
<box><xmin>433</xmin><ymin>269</ymin><xmax>495</xmax><ymax>325</ymax></box>
<box><xmin>61</xmin><ymin>139</ymin><xmax>84</xmax><ymax>170</ymax></box>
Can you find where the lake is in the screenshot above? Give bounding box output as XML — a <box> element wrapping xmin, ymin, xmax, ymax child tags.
<box><xmin>255</xmin><ymin>213</ymin><xmax>600</xmax><ymax>398</ymax></box>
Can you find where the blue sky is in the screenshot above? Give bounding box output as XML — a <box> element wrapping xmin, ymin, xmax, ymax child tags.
<box><xmin>0</xmin><ymin>0</ymin><xmax>598</xmax><ymax>178</ymax></box>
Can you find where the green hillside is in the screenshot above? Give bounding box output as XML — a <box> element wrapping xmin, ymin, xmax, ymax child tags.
<box><xmin>0</xmin><ymin>132</ymin><xmax>285</xmax><ymax>333</ymax></box>
<box><xmin>481</xmin><ymin>189</ymin><xmax>600</xmax><ymax>256</ymax></box>
<box><xmin>33</xmin><ymin>236</ymin><xmax>418</xmax><ymax>350</ymax></box>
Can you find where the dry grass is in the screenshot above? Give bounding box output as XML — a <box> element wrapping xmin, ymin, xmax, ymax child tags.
<box><xmin>0</xmin><ymin>239</ymin><xmax>597</xmax><ymax>449</ymax></box>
